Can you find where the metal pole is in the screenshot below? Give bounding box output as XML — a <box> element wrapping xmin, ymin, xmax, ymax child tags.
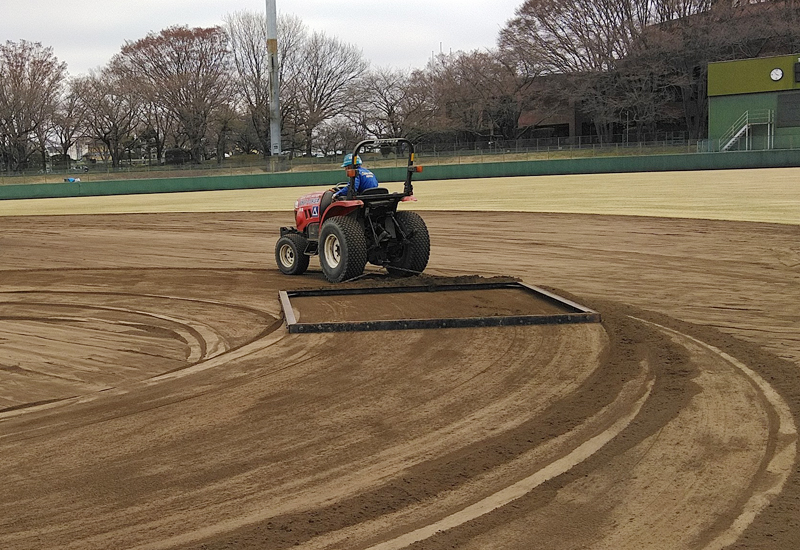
<box><xmin>266</xmin><ymin>0</ymin><xmax>281</xmax><ymax>157</ymax></box>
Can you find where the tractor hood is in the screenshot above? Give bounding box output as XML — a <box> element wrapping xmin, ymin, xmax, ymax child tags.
<box><xmin>295</xmin><ymin>192</ymin><xmax>324</xmax><ymax>211</ymax></box>
<box><xmin>294</xmin><ymin>192</ymin><xmax>324</xmax><ymax>232</ymax></box>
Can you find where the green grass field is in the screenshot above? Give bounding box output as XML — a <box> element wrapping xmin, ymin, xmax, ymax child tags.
<box><xmin>0</xmin><ymin>167</ymin><xmax>798</xmax><ymax>225</ymax></box>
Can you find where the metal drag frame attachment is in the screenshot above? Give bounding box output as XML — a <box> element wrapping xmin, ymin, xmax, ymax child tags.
<box><xmin>278</xmin><ymin>282</ymin><xmax>601</xmax><ymax>333</ymax></box>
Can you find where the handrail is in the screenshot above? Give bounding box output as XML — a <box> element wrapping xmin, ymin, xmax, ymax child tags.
<box><xmin>720</xmin><ymin>109</ymin><xmax>773</xmax><ymax>152</ymax></box>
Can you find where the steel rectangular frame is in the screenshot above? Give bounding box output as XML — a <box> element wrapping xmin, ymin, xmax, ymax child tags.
<box><xmin>279</xmin><ymin>282</ymin><xmax>600</xmax><ymax>333</ymax></box>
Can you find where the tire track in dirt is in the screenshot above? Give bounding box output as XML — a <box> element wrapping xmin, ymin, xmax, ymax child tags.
<box><xmin>305</xmin><ymin>368</ymin><xmax>655</xmax><ymax>550</ymax></box>
<box><xmin>643</xmin><ymin>322</ymin><xmax>798</xmax><ymax>550</ymax></box>
<box><xmin>0</xmin><ymin>287</ymin><xmax>279</xmax><ymax>420</ymax></box>
<box><xmin>0</xmin><ymin>212</ymin><xmax>797</xmax><ymax>549</ymax></box>
<box><xmin>274</xmin><ymin>315</ymin><xmax>789</xmax><ymax>550</ymax></box>
<box><xmin>120</xmin><ymin>323</ymin><xmax>610</xmax><ymax>550</ymax></box>
<box><xmin>0</xmin><ymin>268</ymin><xmax>611</xmax><ymax>550</ymax></box>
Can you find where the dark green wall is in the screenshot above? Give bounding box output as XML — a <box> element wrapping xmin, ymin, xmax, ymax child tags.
<box><xmin>0</xmin><ymin>171</ymin><xmax>341</xmax><ymax>200</ymax></box>
<box><xmin>709</xmin><ymin>93</ymin><xmax>775</xmax><ymax>139</ymax></box>
<box><xmin>708</xmin><ymin>92</ymin><xmax>800</xmax><ymax>145</ymax></box>
<box><xmin>3</xmin><ymin>150</ymin><xmax>800</xmax><ymax>201</ymax></box>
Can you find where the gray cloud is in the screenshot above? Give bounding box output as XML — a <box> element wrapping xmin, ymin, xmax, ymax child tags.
<box><xmin>1</xmin><ymin>0</ymin><xmax>521</xmax><ymax>75</ymax></box>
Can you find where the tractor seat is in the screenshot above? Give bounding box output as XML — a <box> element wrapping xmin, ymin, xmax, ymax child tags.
<box><xmin>360</xmin><ymin>187</ymin><xmax>389</xmax><ymax>196</ymax></box>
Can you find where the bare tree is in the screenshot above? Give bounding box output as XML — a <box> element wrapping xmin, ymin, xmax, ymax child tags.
<box><xmin>498</xmin><ymin>0</ymin><xmax>645</xmax><ymax>75</ymax></box>
<box><xmin>277</xmin><ymin>14</ymin><xmax>307</xmax><ymax>89</ymax></box>
<box><xmin>208</xmin><ymin>103</ymin><xmax>239</xmax><ymax>164</ymax></box>
<box><xmin>232</xmin><ymin>114</ymin><xmax>261</xmax><ymax>155</ymax></box>
<box><xmin>356</xmin><ymin>66</ymin><xmax>414</xmax><ymax>138</ymax></box>
<box><xmin>499</xmin><ymin>0</ymin><xmax>800</xmax><ymax>140</ymax></box>
<box><xmin>225</xmin><ymin>10</ymin><xmax>271</xmax><ymax>158</ymax></box>
<box><xmin>52</xmin><ymin>79</ymin><xmax>87</xmax><ymax>168</ymax></box>
<box><xmin>116</xmin><ymin>26</ymin><xmax>233</xmax><ymax>163</ymax></box>
<box><xmin>400</xmin><ymin>50</ymin><xmax>540</xmax><ymax>143</ymax></box>
<box><xmin>314</xmin><ymin>116</ymin><xmax>361</xmax><ymax>156</ymax></box>
<box><xmin>0</xmin><ymin>40</ymin><xmax>66</xmax><ymax>172</ymax></box>
<box><xmin>770</xmin><ymin>0</ymin><xmax>800</xmax><ymax>53</ymax></box>
<box><xmin>415</xmin><ymin>53</ymin><xmax>486</xmax><ymax>141</ymax></box>
<box><xmin>225</xmin><ymin>11</ymin><xmax>309</xmax><ymax>158</ymax></box>
<box><xmin>74</xmin><ymin>69</ymin><xmax>140</xmax><ymax>167</ymax></box>
<box><xmin>497</xmin><ymin>0</ymin><xmax>651</xmax><ymax>139</ymax></box>
<box><xmin>276</xmin><ymin>14</ymin><xmax>309</xmax><ymax>157</ymax></box>
<box><xmin>455</xmin><ymin>50</ymin><xmax>541</xmax><ymax>140</ymax></box>
<box><xmin>137</xmin><ymin>98</ymin><xmax>174</xmax><ymax>166</ymax></box>
<box><xmin>401</xmin><ymin>59</ymin><xmax>461</xmax><ymax>142</ymax></box>
<box><xmin>292</xmin><ymin>31</ymin><xmax>368</xmax><ymax>155</ymax></box>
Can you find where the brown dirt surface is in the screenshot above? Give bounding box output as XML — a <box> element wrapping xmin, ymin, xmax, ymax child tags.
<box><xmin>0</xmin><ymin>211</ymin><xmax>798</xmax><ymax>550</ymax></box>
<box><xmin>288</xmin><ymin>286</ymin><xmax>570</xmax><ymax>324</ymax></box>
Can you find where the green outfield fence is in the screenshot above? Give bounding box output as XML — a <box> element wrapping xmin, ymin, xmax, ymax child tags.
<box><xmin>1</xmin><ymin>148</ymin><xmax>799</xmax><ymax>201</ymax></box>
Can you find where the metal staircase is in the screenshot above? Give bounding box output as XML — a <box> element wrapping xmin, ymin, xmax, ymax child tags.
<box><xmin>720</xmin><ymin>109</ymin><xmax>774</xmax><ymax>151</ymax></box>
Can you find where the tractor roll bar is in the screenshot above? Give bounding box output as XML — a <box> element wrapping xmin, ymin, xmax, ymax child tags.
<box><xmin>347</xmin><ymin>138</ymin><xmax>417</xmax><ymax>199</ymax></box>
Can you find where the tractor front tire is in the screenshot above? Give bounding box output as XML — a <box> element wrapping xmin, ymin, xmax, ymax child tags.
<box><xmin>319</xmin><ymin>216</ymin><xmax>367</xmax><ymax>283</ymax></box>
<box><xmin>387</xmin><ymin>211</ymin><xmax>430</xmax><ymax>277</ymax></box>
<box><xmin>275</xmin><ymin>233</ymin><xmax>310</xmax><ymax>275</ymax></box>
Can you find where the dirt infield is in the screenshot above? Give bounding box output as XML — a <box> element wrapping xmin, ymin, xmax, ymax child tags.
<box><xmin>0</xmin><ymin>210</ymin><xmax>798</xmax><ymax>549</ymax></box>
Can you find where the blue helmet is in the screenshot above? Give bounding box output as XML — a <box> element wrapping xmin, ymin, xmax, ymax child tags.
<box><xmin>342</xmin><ymin>154</ymin><xmax>362</xmax><ymax>167</ymax></box>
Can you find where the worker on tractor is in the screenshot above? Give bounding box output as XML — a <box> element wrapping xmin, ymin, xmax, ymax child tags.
<box><xmin>319</xmin><ymin>154</ymin><xmax>380</xmax><ymax>217</ymax></box>
<box><xmin>335</xmin><ymin>154</ymin><xmax>378</xmax><ymax>196</ymax></box>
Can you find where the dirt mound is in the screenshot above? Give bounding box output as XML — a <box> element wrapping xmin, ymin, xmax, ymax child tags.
<box><xmin>288</xmin><ymin>272</ymin><xmax>522</xmax><ymax>292</ymax></box>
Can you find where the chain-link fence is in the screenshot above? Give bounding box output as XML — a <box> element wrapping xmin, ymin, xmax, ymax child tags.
<box><xmin>2</xmin><ymin>133</ymin><xmax>799</xmax><ymax>185</ymax></box>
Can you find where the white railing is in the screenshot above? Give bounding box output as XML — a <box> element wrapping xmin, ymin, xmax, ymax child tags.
<box><xmin>720</xmin><ymin>109</ymin><xmax>773</xmax><ymax>151</ymax></box>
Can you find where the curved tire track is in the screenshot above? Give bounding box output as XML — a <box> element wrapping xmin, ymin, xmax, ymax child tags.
<box><xmin>0</xmin><ymin>213</ymin><xmax>796</xmax><ymax>550</ymax></box>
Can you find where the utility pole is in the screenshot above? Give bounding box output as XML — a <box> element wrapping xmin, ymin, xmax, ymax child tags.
<box><xmin>266</xmin><ymin>0</ymin><xmax>281</xmax><ymax>158</ymax></box>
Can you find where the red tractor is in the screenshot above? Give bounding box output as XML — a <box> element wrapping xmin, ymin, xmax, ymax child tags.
<box><xmin>275</xmin><ymin>138</ymin><xmax>430</xmax><ymax>283</ymax></box>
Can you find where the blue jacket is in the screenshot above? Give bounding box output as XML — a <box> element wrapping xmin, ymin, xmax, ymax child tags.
<box><xmin>334</xmin><ymin>167</ymin><xmax>379</xmax><ymax>197</ymax></box>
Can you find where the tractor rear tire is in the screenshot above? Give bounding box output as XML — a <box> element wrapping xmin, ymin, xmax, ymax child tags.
<box><xmin>319</xmin><ymin>216</ymin><xmax>368</xmax><ymax>283</ymax></box>
<box><xmin>275</xmin><ymin>233</ymin><xmax>310</xmax><ymax>275</ymax></box>
<box><xmin>387</xmin><ymin>211</ymin><xmax>430</xmax><ymax>277</ymax></box>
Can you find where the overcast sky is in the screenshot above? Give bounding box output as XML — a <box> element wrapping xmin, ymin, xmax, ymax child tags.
<box><xmin>1</xmin><ymin>0</ymin><xmax>523</xmax><ymax>76</ymax></box>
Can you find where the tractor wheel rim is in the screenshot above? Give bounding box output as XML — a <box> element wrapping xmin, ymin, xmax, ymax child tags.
<box><xmin>280</xmin><ymin>244</ymin><xmax>295</xmax><ymax>267</ymax></box>
<box><xmin>324</xmin><ymin>234</ymin><xmax>341</xmax><ymax>269</ymax></box>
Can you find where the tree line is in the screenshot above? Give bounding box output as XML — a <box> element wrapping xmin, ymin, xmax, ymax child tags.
<box><xmin>2</xmin><ymin>0</ymin><xmax>800</xmax><ymax>172</ymax></box>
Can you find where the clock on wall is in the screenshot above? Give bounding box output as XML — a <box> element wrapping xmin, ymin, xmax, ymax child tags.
<box><xmin>770</xmin><ymin>68</ymin><xmax>784</xmax><ymax>81</ymax></box>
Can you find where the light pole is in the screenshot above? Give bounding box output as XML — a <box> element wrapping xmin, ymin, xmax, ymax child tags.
<box><xmin>625</xmin><ymin>110</ymin><xmax>630</xmax><ymax>146</ymax></box>
<box><xmin>266</xmin><ymin>0</ymin><xmax>281</xmax><ymax>158</ymax></box>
